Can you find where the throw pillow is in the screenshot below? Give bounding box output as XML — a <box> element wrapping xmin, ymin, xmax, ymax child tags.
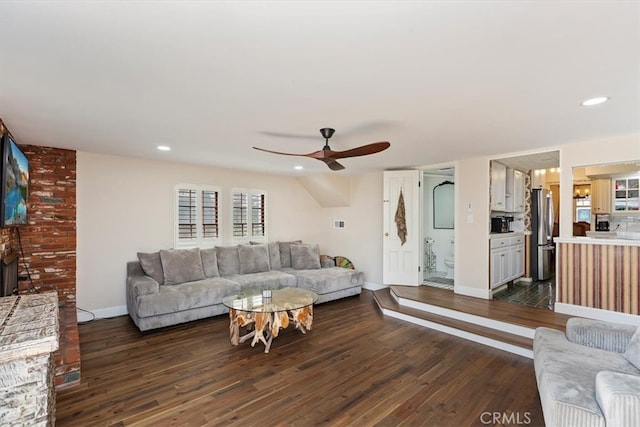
<box><xmin>623</xmin><ymin>327</ymin><xmax>640</xmax><ymax>369</ymax></box>
<box><xmin>159</xmin><ymin>248</ymin><xmax>205</xmax><ymax>286</ymax></box>
<box><xmin>290</xmin><ymin>244</ymin><xmax>321</xmax><ymax>270</ymax></box>
<box><xmin>239</xmin><ymin>244</ymin><xmax>271</xmax><ymax>274</ymax></box>
<box><xmin>278</xmin><ymin>240</ymin><xmax>302</xmax><ymax>269</ymax></box>
<box><xmin>216</xmin><ymin>245</ymin><xmax>241</xmax><ymax>276</ymax></box>
<box><xmin>250</xmin><ymin>241</ymin><xmax>282</xmax><ymax>270</ymax></box>
<box><xmin>137</xmin><ymin>251</ymin><xmax>164</xmax><ymax>285</ymax></box>
<box><xmin>200</xmin><ymin>247</ymin><xmax>219</xmax><ymax>278</ymax></box>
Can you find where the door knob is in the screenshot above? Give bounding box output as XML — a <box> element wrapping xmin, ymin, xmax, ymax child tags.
<box><xmin>385</xmin><ymin>232</ymin><xmax>389</xmax><ymax>237</ymax></box>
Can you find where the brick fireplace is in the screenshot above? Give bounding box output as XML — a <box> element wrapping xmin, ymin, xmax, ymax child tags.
<box><xmin>0</xmin><ymin>118</ymin><xmax>79</xmax><ymax>388</ymax></box>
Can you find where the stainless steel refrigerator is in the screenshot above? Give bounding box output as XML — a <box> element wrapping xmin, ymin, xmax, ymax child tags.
<box><xmin>530</xmin><ymin>188</ymin><xmax>554</xmax><ymax>281</ymax></box>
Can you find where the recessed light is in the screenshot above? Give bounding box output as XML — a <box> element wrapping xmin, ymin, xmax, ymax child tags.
<box><xmin>581</xmin><ymin>96</ymin><xmax>609</xmax><ymax>106</ymax></box>
<box><xmin>157</xmin><ymin>145</ymin><xmax>171</xmax><ymax>151</ymax></box>
<box><xmin>294</xmin><ymin>165</ymin><xmax>304</xmax><ymax>170</ymax></box>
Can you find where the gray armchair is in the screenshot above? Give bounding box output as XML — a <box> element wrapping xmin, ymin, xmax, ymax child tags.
<box><xmin>534</xmin><ymin>318</ymin><xmax>640</xmax><ymax>427</ymax></box>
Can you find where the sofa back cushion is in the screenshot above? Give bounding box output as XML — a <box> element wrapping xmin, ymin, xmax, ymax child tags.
<box><xmin>290</xmin><ymin>243</ymin><xmax>321</xmax><ymax>270</ymax></box>
<box><xmin>252</xmin><ymin>241</ymin><xmax>282</xmax><ymax>270</ymax></box>
<box><xmin>623</xmin><ymin>327</ymin><xmax>640</xmax><ymax>369</ymax></box>
<box><xmin>278</xmin><ymin>240</ymin><xmax>302</xmax><ymax>269</ymax></box>
<box><xmin>239</xmin><ymin>244</ymin><xmax>271</xmax><ymax>274</ymax></box>
<box><xmin>216</xmin><ymin>245</ymin><xmax>241</xmax><ymax>276</ymax></box>
<box><xmin>137</xmin><ymin>252</ymin><xmax>165</xmax><ymax>285</ymax></box>
<box><xmin>159</xmin><ymin>248</ymin><xmax>205</xmax><ymax>285</ymax></box>
<box><xmin>200</xmin><ymin>247</ymin><xmax>220</xmax><ymax>278</ymax></box>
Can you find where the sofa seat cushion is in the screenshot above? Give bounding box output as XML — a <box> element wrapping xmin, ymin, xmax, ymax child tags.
<box><xmin>227</xmin><ymin>270</ymin><xmax>297</xmax><ymax>292</ymax></box>
<box><xmin>534</xmin><ymin>327</ymin><xmax>640</xmax><ymax>426</ymax></box>
<box><xmin>285</xmin><ymin>267</ymin><xmax>364</xmax><ymax>295</ymax></box>
<box><xmin>135</xmin><ymin>277</ymin><xmax>240</xmax><ymax>318</ymax></box>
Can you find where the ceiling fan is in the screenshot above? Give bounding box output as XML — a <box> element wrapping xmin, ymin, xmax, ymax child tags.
<box><xmin>253</xmin><ymin>128</ymin><xmax>390</xmax><ymax>171</ymax></box>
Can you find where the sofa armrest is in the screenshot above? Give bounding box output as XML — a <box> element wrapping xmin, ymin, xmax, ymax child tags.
<box><xmin>596</xmin><ymin>371</ymin><xmax>640</xmax><ymax>427</ymax></box>
<box><xmin>130</xmin><ymin>276</ymin><xmax>160</xmax><ymax>296</ymax></box>
<box><xmin>127</xmin><ymin>261</ymin><xmax>160</xmax><ymax>296</ymax></box>
<box><xmin>566</xmin><ymin>318</ymin><xmax>638</xmax><ymax>353</ymax></box>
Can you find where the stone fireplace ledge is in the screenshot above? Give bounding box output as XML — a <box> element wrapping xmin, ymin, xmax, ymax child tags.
<box><xmin>0</xmin><ymin>292</ymin><xmax>59</xmax><ymax>362</ymax></box>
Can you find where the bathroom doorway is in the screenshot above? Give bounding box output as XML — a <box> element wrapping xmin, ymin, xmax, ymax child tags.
<box><xmin>422</xmin><ymin>166</ymin><xmax>455</xmax><ymax>290</ymax></box>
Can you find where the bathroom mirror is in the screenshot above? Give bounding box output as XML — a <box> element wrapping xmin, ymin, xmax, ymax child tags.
<box><xmin>433</xmin><ymin>181</ymin><xmax>455</xmax><ymax>229</ymax></box>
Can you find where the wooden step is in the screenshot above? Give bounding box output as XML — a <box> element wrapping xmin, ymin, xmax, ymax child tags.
<box><xmin>390</xmin><ymin>285</ymin><xmax>569</xmax><ymax>334</ymax></box>
<box><xmin>373</xmin><ymin>288</ymin><xmax>534</xmax><ymax>358</ymax></box>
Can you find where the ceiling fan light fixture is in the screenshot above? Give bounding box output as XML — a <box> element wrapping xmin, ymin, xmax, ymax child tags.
<box><xmin>319</xmin><ymin>128</ymin><xmax>335</xmax><ymax>139</ymax></box>
<box><xmin>581</xmin><ymin>96</ymin><xmax>609</xmax><ymax>106</ymax></box>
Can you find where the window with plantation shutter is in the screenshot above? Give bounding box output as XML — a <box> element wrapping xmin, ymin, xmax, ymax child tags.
<box><xmin>175</xmin><ymin>185</ymin><xmax>220</xmax><ymax>249</ymax></box>
<box><xmin>232</xmin><ymin>188</ymin><xmax>267</xmax><ymax>243</ymax></box>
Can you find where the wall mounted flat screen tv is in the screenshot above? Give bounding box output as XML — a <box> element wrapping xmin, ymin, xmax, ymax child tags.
<box><xmin>0</xmin><ymin>134</ymin><xmax>29</xmax><ymax>227</ymax></box>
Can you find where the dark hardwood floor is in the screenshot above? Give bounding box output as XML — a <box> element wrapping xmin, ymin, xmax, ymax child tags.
<box><xmin>56</xmin><ymin>291</ymin><xmax>544</xmax><ymax>426</ymax></box>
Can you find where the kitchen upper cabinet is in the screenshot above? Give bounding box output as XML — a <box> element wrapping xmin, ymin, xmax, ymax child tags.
<box><xmin>491</xmin><ymin>161</ymin><xmax>506</xmax><ymax>211</ymax></box>
<box><xmin>592</xmin><ymin>178</ymin><xmax>612</xmax><ymax>213</ymax></box>
<box><xmin>513</xmin><ymin>170</ymin><xmax>525</xmax><ymax>213</ymax></box>
<box><xmin>614</xmin><ymin>176</ymin><xmax>639</xmax><ymax>212</ymax></box>
<box><xmin>491</xmin><ymin>162</ymin><xmax>525</xmax><ymax>213</ymax></box>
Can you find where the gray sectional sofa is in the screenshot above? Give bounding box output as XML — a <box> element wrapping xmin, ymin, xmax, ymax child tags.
<box><xmin>534</xmin><ymin>318</ymin><xmax>640</xmax><ymax>427</ymax></box>
<box><xmin>126</xmin><ymin>241</ymin><xmax>364</xmax><ymax>331</ymax></box>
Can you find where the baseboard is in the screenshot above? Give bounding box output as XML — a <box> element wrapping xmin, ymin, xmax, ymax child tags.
<box><xmin>363</xmin><ymin>282</ymin><xmax>387</xmax><ymax>291</ymax></box>
<box><xmin>454</xmin><ymin>285</ymin><xmax>491</xmax><ymax>300</ymax></box>
<box><xmin>555</xmin><ymin>303</ymin><xmax>640</xmax><ymax>326</ymax></box>
<box><xmin>78</xmin><ymin>305</ymin><xmax>128</xmax><ymax>322</ymax></box>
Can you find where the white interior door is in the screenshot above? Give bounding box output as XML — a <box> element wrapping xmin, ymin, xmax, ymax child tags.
<box><xmin>383</xmin><ymin>170</ymin><xmax>422</xmax><ymax>285</ymax></box>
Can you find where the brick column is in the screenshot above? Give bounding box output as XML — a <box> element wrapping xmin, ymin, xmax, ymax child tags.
<box><xmin>0</xmin><ymin>118</ymin><xmax>79</xmax><ymax>388</ymax></box>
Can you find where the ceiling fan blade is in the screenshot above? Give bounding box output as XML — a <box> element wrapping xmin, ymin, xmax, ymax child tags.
<box><xmin>330</xmin><ymin>141</ymin><xmax>390</xmax><ymax>159</ymax></box>
<box><xmin>253</xmin><ymin>146</ymin><xmax>322</xmax><ymax>158</ymax></box>
<box><xmin>258</xmin><ymin>131</ymin><xmax>318</xmax><ymax>140</ymax></box>
<box><xmin>319</xmin><ymin>158</ymin><xmax>345</xmax><ymax>171</ymax></box>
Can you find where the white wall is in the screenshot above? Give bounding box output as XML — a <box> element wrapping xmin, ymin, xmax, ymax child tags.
<box><xmin>314</xmin><ymin>172</ymin><xmax>384</xmax><ymax>285</ymax></box>
<box><xmin>77</xmin><ymin>151</ymin><xmax>328</xmax><ymax>314</ymax></box>
<box><xmin>455</xmin><ymin>157</ymin><xmax>491</xmax><ymax>297</ymax></box>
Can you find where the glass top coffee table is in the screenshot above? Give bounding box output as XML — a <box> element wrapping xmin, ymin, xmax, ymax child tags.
<box><xmin>222</xmin><ymin>287</ymin><xmax>318</xmax><ymax>353</ymax></box>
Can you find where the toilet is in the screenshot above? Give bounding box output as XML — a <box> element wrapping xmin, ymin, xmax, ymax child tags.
<box><xmin>444</xmin><ymin>237</ymin><xmax>455</xmax><ymax>279</ymax></box>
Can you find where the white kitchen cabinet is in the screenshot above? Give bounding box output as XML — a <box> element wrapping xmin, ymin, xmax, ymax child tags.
<box><xmin>592</xmin><ymin>178</ymin><xmax>612</xmax><ymax>213</ymax></box>
<box><xmin>490</xmin><ymin>247</ymin><xmax>508</xmax><ymax>288</ymax></box>
<box><xmin>490</xmin><ymin>234</ymin><xmax>525</xmax><ymax>289</ymax></box>
<box><xmin>512</xmin><ymin>243</ymin><xmax>525</xmax><ymax>278</ymax></box>
<box><xmin>513</xmin><ymin>170</ymin><xmax>525</xmax><ymax>212</ymax></box>
<box><xmin>492</xmin><ymin>162</ymin><xmax>525</xmax><ymax>213</ymax></box>
<box><xmin>491</xmin><ymin>161</ymin><xmax>506</xmax><ymax>211</ymax></box>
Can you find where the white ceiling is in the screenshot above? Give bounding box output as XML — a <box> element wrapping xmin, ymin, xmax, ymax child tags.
<box><xmin>1</xmin><ymin>1</ymin><xmax>638</xmax><ymax>175</ymax></box>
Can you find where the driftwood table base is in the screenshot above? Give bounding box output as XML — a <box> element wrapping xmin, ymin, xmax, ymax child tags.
<box><xmin>228</xmin><ymin>306</ymin><xmax>314</xmax><ymax>353</ymax></box>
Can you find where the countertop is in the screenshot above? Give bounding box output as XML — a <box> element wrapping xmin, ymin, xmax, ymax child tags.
<box><xmin>489</xmin><ymin>231</ymin><xmax>524</xmax><ymax>239</ymax></box>
<box><xmin>555</xmin><ymin>236</ymin><xmax>640</xmax><ymax>247</ymax></box>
